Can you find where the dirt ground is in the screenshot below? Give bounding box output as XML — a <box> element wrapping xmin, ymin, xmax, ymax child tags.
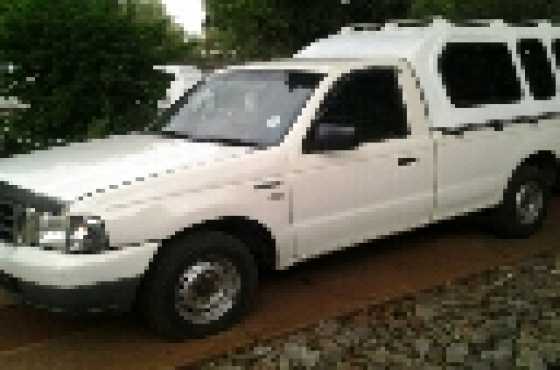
<box><xmin>1</xmin><ymin>199</ymin><xmax>559</xmax><ymax>370</ymax></box>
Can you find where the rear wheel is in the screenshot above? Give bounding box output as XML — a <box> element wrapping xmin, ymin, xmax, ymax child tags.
<box><xmin>490</xmin><ymin>165</ymin><xmax>550</xmax><ymax>238</ymax></box>
<box><xmin>142</xmin><ymin>231</ymin><xmax>258</xmax><ymax>339</ymax></box>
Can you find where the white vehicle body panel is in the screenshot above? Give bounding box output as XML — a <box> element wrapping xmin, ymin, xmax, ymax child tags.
<box><xmin>0</xmin><ymin>241</ymin><xmax>159</xmax><ymax>287</ymax></box>
<box><xmin>434</xmin><ymin>122</ymin><xmax>560</xmax><ymax>219</ymax></box>
<box><xmin>288</xmin><ymin>62</ymin><xmax>435</xmax><ymax>261</ymax></box>
<box><xmin>0</xmin><ymin>135</ymin><xmax>251</xmax><ymax>202</ymax></box>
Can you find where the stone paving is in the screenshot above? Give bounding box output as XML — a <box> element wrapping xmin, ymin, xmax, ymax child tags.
<box><xmin>190</xmin><ymin>251</ymin><xmax>560</xmax><ymax>370</ymax></box>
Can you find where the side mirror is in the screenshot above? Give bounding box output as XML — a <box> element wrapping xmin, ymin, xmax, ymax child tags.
<box><xmin>311</xmin><ymin>122</ymin><xmax>356</xmax><ymax>152</ymax></box>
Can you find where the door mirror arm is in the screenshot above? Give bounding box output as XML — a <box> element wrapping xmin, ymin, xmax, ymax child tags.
<box><xmin>304</xmin><ymin>122</ymin><xmax>357</xmax><ymax>153</ymax></box>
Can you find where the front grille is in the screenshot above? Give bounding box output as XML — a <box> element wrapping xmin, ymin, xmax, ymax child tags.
<box><xmin>0</xmin><ymin>182</ymin><xmax>66</xmax><ymax>245</ymax></box>
<box><xmin>0</xmin><ymin>201</ymin><xmax>16</xmax><ymax>242</ymax></box>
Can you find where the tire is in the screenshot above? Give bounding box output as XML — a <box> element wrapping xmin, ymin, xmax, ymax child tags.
<box><xmin>490</xmin><ymin>165</ymin><xmax>550</xmax><ymax>238</ymax></box>
<box><xmin>141</xmin><ymin>231</ymin><xmax>258</xmax><ymax>340</ymax></box>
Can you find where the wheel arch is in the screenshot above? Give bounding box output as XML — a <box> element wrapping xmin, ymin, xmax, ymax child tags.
<box><xmin>147</xmin><ymin>216</ymin><xmax>277</xmax><ymax>274</ymax></box>
<box><xmin>178</xmin><ymin>216</ymin><xmax>278</xmax><ymax>271</ymax></box>
<box><xmin>513</xmin><ymin>150</ymin><xmax>559</xmax><ymax>189</ymax></box>
<box><xmin>132</xmin><ymin>216</ymin><xmax>278</xmax><ymax>312</ymax></box>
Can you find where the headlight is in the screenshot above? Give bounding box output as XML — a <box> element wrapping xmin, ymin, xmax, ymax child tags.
<box><xmin>66</xmin><ymin>215</ymin><xmax>109</xmax><ymax>253</ymax></box>
<box><xmin>16</xmin><ymin>208</ymin><xmax>110</xmax><ymax>254</ymax></box>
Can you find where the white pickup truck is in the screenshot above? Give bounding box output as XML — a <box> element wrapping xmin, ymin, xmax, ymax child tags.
<box><xmin>1</xmin><ymin>19</ymin><xmax>559</xmax><ymax>339</ymax></box>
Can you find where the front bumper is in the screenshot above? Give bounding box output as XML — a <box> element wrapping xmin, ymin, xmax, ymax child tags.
<box><xmin>0</xmin><ymin>270</ymin><xmax>139</xmax><ymax>312</ymax></box>
<box><xmin>0</xmin><ymin>241</ymin><xmax>160</xmax><ymax>312</ymax></box>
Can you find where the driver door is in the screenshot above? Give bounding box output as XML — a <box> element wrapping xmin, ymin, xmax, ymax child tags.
<box><xmin>290</xmin><ymin>66</ymin><xmax>433</xmax><ymax>261</ymax></box>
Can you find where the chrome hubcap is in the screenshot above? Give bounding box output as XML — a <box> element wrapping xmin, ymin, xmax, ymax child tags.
<box><xmin>174</xmin><ymin>257</ymin><xmax>241</xmax><ymax>325</ymax></box>
<box><xmin>515</xmin><ymin>181</ymin><xmax>544</xmax><ymax>225</ymax></box>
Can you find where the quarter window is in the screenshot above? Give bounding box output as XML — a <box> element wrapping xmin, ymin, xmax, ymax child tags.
<box><xmin>517</xmin><ymin>39</ymin><xmax>556</xmax><ymax>100</ymax></box>
<box><xmin>439</xmin><ymin>42</ymin><xmax>522</xmax><ymax>107</ymax></box>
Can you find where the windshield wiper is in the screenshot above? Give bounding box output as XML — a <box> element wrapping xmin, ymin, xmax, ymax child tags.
<box><xmin>189</xmin><ymin>137</ymin><xmax>262</xmax><ymax>148</ymax></box>
<box><xmin>159</xmin><ymin>131</ymin><xmax>262</xmax><ymax>148</ymax></box>
<box><xmin>159</xmin><ymin>131</ymin><xmax>194</xmax><ymax>139</ymax></box>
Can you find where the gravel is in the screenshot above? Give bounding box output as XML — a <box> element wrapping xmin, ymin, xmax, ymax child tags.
<box><xmin>186</xmin><ymin>251</ymin><xmax>560</xmax><ymax>370</ymax></box>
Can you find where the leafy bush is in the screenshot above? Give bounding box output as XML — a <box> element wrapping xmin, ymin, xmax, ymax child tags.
<box><xmin>205</xmin><ymin>0</ymin><xmax>560</xmax><ymax>64</ymax></box>
<box><xmin>0</xmin><ymin>0</ymin><xmax>194</xmax><ymax>156</ymax></box>
<box><xmin>205</xmin><ymin>0</ymin><xmax>412</xmax><ymax>62</ymax></box>
<box><xmin>409</xmin><ymin>0</ymin><xmax>560</xmax><ymax>21</ymax></box>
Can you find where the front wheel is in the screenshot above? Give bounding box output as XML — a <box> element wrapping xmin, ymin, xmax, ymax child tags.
<box><xmin>490</xmin><ymin>165</ymin><xmax>550</xmax><ymax>238</ymax></box>
<box><xmin>141</xmin><ymin>231</ymin><xmax>258</xmax><ymax>339</ymax></box>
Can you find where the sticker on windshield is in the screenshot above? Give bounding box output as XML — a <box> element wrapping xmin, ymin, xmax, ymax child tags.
<box><xmin>266</xmin><ymin>115</ymin><xmax>281</xmax><ymax>128</ymax></box>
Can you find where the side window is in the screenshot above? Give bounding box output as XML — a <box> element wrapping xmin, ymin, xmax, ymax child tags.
<box><xmin>553</xmin><ymin>39</ymin><xmax>560</xmax><ymax>69</ymax></box>
<box><xmin>309</xmin><ymin>67</ymin><xmax>408</xmax><ymax>147</ymax></box>
<box><xmin>517</xmin><ymin>39</ymin><xmax>556</xmax><ymax>100</ymax></box>
<box><xmin>439</xmin><ymin>42</ymin><xmax>522</xmax><ymax>107</ymax></box>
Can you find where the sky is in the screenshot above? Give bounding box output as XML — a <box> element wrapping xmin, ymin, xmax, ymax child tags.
<box><xmin>161</xmin><ymin>0</ymin><xmax>204</xmax><ymax>35</ymax></box>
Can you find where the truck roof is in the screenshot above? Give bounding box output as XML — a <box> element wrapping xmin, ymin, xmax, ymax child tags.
<box><xmin>232</xmin><ymin>57</ymin><xmax>404</xmax><ymax>73</ymax></box>
<box><xmin>296</xmin><ymin>30</ymin><xmax>425</xmax><ymax>61</ymax></box>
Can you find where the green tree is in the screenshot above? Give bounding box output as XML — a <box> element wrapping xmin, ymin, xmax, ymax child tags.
<box><xmin>0</xmin><ymin>0</ymin><xmax>195</xmax><ymax>156</ymax></box>
<box><xmin>205</xmin><ymin>0</ymin><xmax>560</xmax><ymax>64</ymax></box>
<box><xmin>409</xmin><ymin>0</ymin><xmax>560</xmax><ymax>21</ymax></box>
<box><xmin>205</xmin><ymin>0</ymin><xmax>412</xmax><ymax>62</ymax></box>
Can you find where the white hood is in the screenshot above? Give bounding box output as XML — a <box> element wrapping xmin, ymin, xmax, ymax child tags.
<box><xmin>0</xmin><ymin>134</ymin><xmax>252</xmax><ymax>201</ymax></box>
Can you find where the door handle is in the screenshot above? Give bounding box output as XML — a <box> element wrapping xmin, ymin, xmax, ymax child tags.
<box><xmin>397</xmin><ymin>157</ymin><xmax>418</xmax><ymax>166</ymax></box>
<box><xmin>254</xmin><ymin>180</ymin><xmax>284</xmax><ymax>190</ymax></box>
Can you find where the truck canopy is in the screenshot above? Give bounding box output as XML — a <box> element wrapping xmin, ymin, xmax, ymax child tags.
<box><xmin>294</xmin><ymin>19</ymin><xmax>560</xmax><ymax>130</ymax></box>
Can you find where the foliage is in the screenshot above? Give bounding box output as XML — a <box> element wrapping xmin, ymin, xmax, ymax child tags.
<box><xmin>409</xmin><ymin>0</ymin><xmax>560</xmax><ymax>21</ymax></box>
<box><xmin>205</xmin><ymin>0</ymin><xmax>412</xmax><ymax>62</ymax></box>
<box><xmin>0</xmin><ymin>0</ymin><xmax>195</xmax><ymax>156</ymax></box>
<box><xmin>205</xmin><ymin>0</ymin><xmax>560</xmax><ymax>64</ymax></box>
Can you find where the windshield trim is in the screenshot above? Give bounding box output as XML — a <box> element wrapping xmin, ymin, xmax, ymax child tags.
<box><xmin>159</xmin><ymin>130</ymin><xmax>264</xmax><ymax>148</ymax></box>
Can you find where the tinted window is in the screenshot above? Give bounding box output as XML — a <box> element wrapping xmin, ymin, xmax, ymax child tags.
<box><xmin>517</xmin><ymin>39</ymin><xmax>556</xmax><ymax>100</ymax></box>
<box><xmin>306</xmin><ymin>67</ymin><xmax>408</xmax><ymax>148</ymax></box>
<box><xmin>439</xmin><ymin>42</ymin><xmax>522</xmax><ymax>107</ymax></box>
<box><xmin>553</xmin><ymin>39</ymin><xmax>560</xmax><ymax>68</ymax></box>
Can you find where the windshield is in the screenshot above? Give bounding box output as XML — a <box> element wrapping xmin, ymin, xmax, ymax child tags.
<box><xmin>160</xmin><ymin>69</ymin><xmax>325</xmax><ymax>147</ymax></box>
